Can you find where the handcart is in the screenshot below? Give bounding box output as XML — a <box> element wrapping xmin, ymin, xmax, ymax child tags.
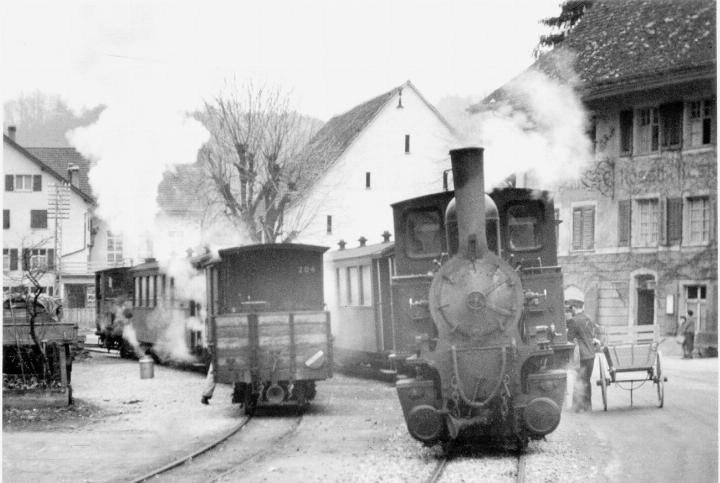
<box><xmin>595</xmin><ymin>325</ymin><xmax>666</xmax><ymax>410</ymax></box>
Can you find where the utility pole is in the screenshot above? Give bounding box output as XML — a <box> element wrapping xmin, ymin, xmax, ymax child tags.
<box><xmin>48</xmin><ymin>182</ymin><xmax>70</xmax><ymax>297</ymax></box>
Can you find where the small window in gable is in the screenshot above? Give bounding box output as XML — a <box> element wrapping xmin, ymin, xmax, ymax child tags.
<box><xmin>366</xmin><ymin>172</ymin><xmax>371</xmax><ymax>189</ymax></box>
<box><xmin>404</xmin><ymin>134</ymin><xmax>410</xmax><ymax>154</ymax></box>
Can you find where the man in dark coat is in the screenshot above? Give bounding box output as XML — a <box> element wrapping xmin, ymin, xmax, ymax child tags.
<box><xmin>566</xmin><ymin>303</ymin><xmax>600</xmax><ymax>411</ymax></box>
<box><xmin>680</xmin><ymin>310</ymin><xmax>696</xmax><ymax>359</ymax></box>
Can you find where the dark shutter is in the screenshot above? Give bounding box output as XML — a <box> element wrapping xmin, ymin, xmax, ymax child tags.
<box><xmin>366</xmin><ymin>172</ymin><xmax>371</xmax><ymax>189</ymax></box>
<box><xmin>326</xmin><ymin>215</ymin><xmax>332</xmax><ymax>235</ymax></box>
<box><xmin>405</xmin><ymin>134</ymin><xmax>410</xmax><ymax>153</ymax></box>
<box><xmin>667</xmin><ymin>198</ymin><xmax>683</xmax><ymax>245</ymax></box>
<box><xmin>582</xmin><ymin>207</ymin><xmax>595</xmax><ymax>250</ymax></box>
<box><xmin>10</xmin><ymin>249</ymin><xmax>18</xmax><ymax>271</ymax></box>
<box><xmin>617</xmin><ymin>200</ymin><xmax>631</xmax><ymax>247</ymax></box>
<box><xmin>659</xmin><ymin>198</ymin><xmax>667</xmax><ymax>245</ymax></box>
<box><xmin>30</xmin><ymin>210</ymin><xmax>48</xmax><ymax>229</ymax></box>
<box><xmin>620</xmin><ymin>110</ymin><xmax>633</xmax><ymax>154</ymax></box>
<box><xmin>3</xmin><ymin>209</ymin><xmax>9</xmax><ymax>229</ymax></box>
<box><xmin>33</xmin><ymin>175</ymin><xmax>42</xmax><ymax>191</ymax></box>
<box><xmin>47</xmin><ymin>249</ymin><xmax>55</xmax><ymax>270</ymax></box>
<box><xmin>5</xmin><ymin>175</ymin><xmax>13</xmax><ymax>191</ymax></box>
<box><xmin>572</xmin><ymin>208</ymin><xmax>583</xmax><ymax>250</ymax></box>
<box><xmin>660</xmin><ymin>102</ymin><xmax>683</xmax><ymax>148</ymax></box>
<box><xmin>22</xmin><ymin>249</ymin><xmax>29</xmax><ymax>270</ymax></box>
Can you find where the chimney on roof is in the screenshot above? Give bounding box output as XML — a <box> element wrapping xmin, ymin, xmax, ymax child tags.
<box><xmin>7</xmin><ymin>126</ymin><xmax>16</xmax><ymax>141</ymax></box>
<box><xmin>338</xmin><ymin>240</ymin><xmax>346</xmax><ymax>251</ymax></box>
<box><xmin>67</xmin><ymin>164</ymin><xmax>80</xmax><ymax>187</ymax></box>
<box><xmin>382</xmin><ymin>231</ymin><xmax>391</xmax><ymax>243</ymax></box>
<box><xmin>358</xmin><ymin>236</ymin><xmax>367</xmax><ymax>247</ymax></box>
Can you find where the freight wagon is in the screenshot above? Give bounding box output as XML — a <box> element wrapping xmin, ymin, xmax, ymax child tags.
<box><xmin>207</xmin><ymin>244</ymin><xmax>333</xmax><ymax>414</ymax></box>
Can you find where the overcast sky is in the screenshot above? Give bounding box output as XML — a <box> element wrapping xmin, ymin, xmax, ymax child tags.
<box><xmin>3</xmin><ymin>0</ymin><xmax>560</xmax><ymax>121</ymax></box>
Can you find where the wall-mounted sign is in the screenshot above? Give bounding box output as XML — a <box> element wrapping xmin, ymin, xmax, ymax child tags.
<box><xmin>665</xmin><ymin>294</ymin><xmax>674</xmax><ymax>315</ymax></box>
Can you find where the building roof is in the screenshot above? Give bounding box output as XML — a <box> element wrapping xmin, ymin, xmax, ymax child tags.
<box><xmin>26</xmin><ymin>146</ymin><xmax>94</xmax><ymax>198</ymax></box>
<box><xmin>478</xmin><ymin>0</ymin><xmax>716</xmax><ymax>106</ymax></box>
<box><xmin>296</xmin><ymin>81</ymin><xmax>455</xmax><ymax>191</ymax></box>
<box><xmin>3</xmin><ymin>135</ymin><xmax>95</xmax><ymax>204</ymax></box>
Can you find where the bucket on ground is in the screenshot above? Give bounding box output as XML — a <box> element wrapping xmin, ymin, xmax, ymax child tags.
<box><xmin>139</xmin><ymin>355</ymin><xmax>154</xmax><ymax>379</ymax></box>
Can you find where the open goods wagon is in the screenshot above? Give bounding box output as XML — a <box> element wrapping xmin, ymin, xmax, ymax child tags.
<box><xmin>207</xmin><ymin>244</ymin><xmax>333</xmax><ymax>414</ymax></box>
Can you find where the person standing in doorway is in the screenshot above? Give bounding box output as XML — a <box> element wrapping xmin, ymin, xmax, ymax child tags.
<box><xmin>680</xmin><ymin>310</ymin><xmax>696</xmax><ymax>359</ymax></box>
<box><xmin>566</xmin><ymin>302</ymin><xmax>601</xmax><ymax>411</ymax></box>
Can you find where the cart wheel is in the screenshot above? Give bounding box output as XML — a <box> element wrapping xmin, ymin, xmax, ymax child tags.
<box><xmin>597</xmin><ymin>356</ymin><xmax>608</xmax><ymax>411</ymax></box>
<box><xmin>655</xmin><ymin>354</ymin><xmax>664</xmax><ymax>408</ymax></box>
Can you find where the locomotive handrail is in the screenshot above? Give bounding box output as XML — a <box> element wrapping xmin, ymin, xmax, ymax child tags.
<box><xmin>450</xmin><ymin>345</ymin><xmax>507</xmax><ymax>408</ymax></box>
<box><xmin>520</xmin><ymin>265</ymin><xmax>562</xmax><ymax>274</ymax></box>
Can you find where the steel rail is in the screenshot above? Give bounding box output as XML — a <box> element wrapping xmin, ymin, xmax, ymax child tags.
<box><xmin>426</xmin><ymin>457</ymin><xmax>449</xmax><ymax>483</ymax></box>
<box><xmin>128</xmin><ymin>415</ymin><xmax>253</xmax><ymax>483</ymax></box>
<box><xmin>207</xmin><ymin>414</ymin><xmax>304</xmax><ymax>482</ymax></box>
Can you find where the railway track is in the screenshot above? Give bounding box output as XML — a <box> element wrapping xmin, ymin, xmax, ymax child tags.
<box><xmin>129</xmin><ymin>416</ymin><xmax>254</xmax><ymax>483</ymax></box>
<box><xmin>425</xmin><ymin>446</ymin><xmax>528</xmax><ymax>483</ymax></box>
<box><xmin>129</xmin><ymin>412</ymin><xmax>304</xmax><ymax>483</ymax></box>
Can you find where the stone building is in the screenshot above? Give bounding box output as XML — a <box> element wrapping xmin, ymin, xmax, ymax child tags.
<box><xmin>481</xmin><ymin>0</ymin><xmax>717</xmax><ymax>353</ymax></box>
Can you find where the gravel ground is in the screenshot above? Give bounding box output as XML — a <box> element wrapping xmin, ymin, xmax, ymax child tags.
<box><xmin>3</xmin><ymin>351</ymin><xmax>238</xmax><ymax>483</ymax></box>
<box><xmin>3</xmin><ymin>351</ymin><xmax>614</xmax><ymax>483</ymax></box>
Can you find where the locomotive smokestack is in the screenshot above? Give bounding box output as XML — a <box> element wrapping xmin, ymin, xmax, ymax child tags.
<box><xmin>450</xmin><ymin>147</ymin><xmax>487</xmax><ymax>260</ymax></box>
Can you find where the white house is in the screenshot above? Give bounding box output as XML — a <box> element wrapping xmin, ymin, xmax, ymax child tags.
<box><xmin>290</xmin><ymin>81</ymin><xmax>458</xmax><ymax>247</ymax></box>
<box><xmin>3</xmin><ymin>131</ymin><xmax>98</xmax><ymax>307</ymax></box>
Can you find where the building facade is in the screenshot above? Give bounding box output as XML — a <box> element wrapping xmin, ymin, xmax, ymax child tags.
<box><xmin>290</xmin><ymin>81</ymin><xmax>457</xmax><ymax>247</ymax></box>
<box><xmin>3</xmin><ymin>133</ymin><xmax>98</xmax><ymax>307</ymax></box>
<box><xmin>481</xmin><ymin>0</ymin><xmax>717</xmax><ymax>353</ymax></box>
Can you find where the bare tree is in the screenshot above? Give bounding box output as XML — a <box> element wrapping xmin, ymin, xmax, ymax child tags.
<box><xmin>197</xmin><ymin>81</ymin><xmax>321</xmax><ymax>243</ymax></box>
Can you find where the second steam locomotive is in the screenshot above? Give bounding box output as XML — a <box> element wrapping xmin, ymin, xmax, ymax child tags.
<box><xmin>395</xmin><ymin>148</ymin><xmax>573</xmax><ymax>449</ymax></box>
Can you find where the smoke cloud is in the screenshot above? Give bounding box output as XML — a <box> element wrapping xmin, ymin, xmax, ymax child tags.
<box><xmin>456</xmin><ymin>52</ymin><xmax>593</xmax><ymax>189</ymax></box>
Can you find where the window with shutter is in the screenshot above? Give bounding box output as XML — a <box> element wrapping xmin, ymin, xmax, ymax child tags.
<box><xmin>634</xmin><ymin>199</ymin><xmax>660</xmax><ymax>247</ymax></box>
<box><xmin>2</xmin><ymin>249</ymin><xmax>8</xmax><ymax>271</ymax></box>
<box><xmin>688</xmin><ymin>99</ymin><xmax>715</xmax><ymax>147</ymax></box>
<box><xmin>660</xmin><ymin>102</ymin><xmax>683</xmax><ymax>148</ymax></box>
<box><xmin>3</xmin><ymin>210</ymin><xmax>9</xmax><ymax>229</ymax></box>
<box><xmin>617</xmin><ymin>200</ymin><xmax>631</xmax><ymax>247</ymax></box>
<box><xmin>572</xmin><ymin>205</ymin><xmax>595</xmax><ymax>250</ymax></box>
<box><xmin>686</xmin><ymin>196</ymin><xmax>710</xmax><ymax>244</ymax></box>
<box><xmin>5</xmin><ymin>175</ymin><xmax>14</xmax><ymax>191</ymax></box>
<box><xmin>30</xmin><ymin>210</ymin><xmax>48</xmax><ymax>229</ymax></box>
<box><xmin>666</xmin><ymin>198</ymin><xmax>683</xmax><ymax>245</ymax></box>
<box><xmin>33</xmin><ymin>175</ymin><xmax>42</xmax><ymax>191</ymax></box>
<box><xmin>637</xmin><ymin>108</ymin><xmax>659</xmax><ymax>153</ymax></box>
<box><xmin>620</xmin><ymin>110</ymin><xmax>633</xmax><ymax>154</ymax></box>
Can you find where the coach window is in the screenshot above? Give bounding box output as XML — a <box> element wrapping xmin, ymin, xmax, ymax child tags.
<box><xmin>405</xmin><ymin>209</ymin><xmax>443</xmax><ymax>258</ymax></box>
<box><xmin>144</xmin><ymin>276</ymin><xmax>150</xmax><ymax>307</ymax></box>
<box><xmin>152</xmin><ymin>275</ymin><xmax>157</xmax><ymax>307</ymax></box>
<box><xmin>347</xmin><ymin>266</ymin><xmax>359</xmax><ymax>305</ymax></box>
<box><xmin>359</xmin><ymin>265</ymin><xmax>372</xmax><ymax>306</ymax></box>
<box><xmin>135</xmin><ymin>277</ymin><xmax>142</xmax><ymax>307</ymax></box>
<box><xmin>507</xmin><ymin>202</ymin><xmax>542</xmax><ymax>251</ymax></box>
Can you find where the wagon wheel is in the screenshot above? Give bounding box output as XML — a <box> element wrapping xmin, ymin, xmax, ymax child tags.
<box><xmin>655</xmin><ymin>353</ymin><xmax>664</xmax><ymax>408</ymax></box>
<box><xmin>597</xmin><ymin>355</ymin><xmax>608</xmax><ymax>411</ymax></box>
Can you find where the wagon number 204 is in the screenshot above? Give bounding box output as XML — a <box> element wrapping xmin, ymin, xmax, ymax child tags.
<box><xmin>298</xmin><ymin>265</ymin><xmax>317</xmax><ymax>274</ymax></box>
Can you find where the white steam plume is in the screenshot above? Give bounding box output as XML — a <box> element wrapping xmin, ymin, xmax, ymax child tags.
<box><xmin>69</xmin><ymin>104</ymin><xmax>208</xmax><ymax>243</ymax></box>
<box><xmin>458</xmin><ymin>53</ymin><xmax>592</xmax><ymax>188</ymax></box>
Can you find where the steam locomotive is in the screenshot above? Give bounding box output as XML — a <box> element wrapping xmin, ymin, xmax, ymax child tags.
<box><xmin>392</xmin><ymin>147</ymin><xmax>573</xmax><ymax>449</ymax></box>
<box><xmin>95</xmin><ymin>258</ymin><xmax>208</xmax><ymax>364</ymax></box>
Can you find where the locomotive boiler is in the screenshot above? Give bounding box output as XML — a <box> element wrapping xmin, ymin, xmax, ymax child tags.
<box><xmin>395</xmin><ymin>147</ymin><xmax>573</xmax><ymax>449</ymax></box>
